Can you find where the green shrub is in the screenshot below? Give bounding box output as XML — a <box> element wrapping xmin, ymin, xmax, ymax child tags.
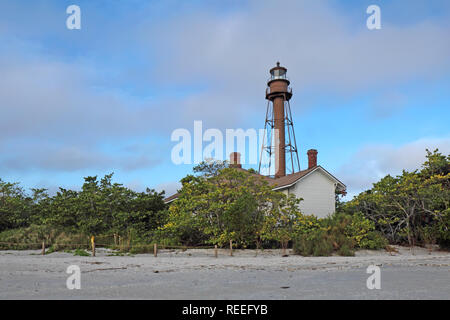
<box><xmin>337</xmin><ymin>244</ymin><xmax>355</xmax><ymax>256</ymax></box>
<box><xmin>293</xmin><ymin>229</ymin><xmax>334</xmax><ymax>256</ymax></box>
<box><xmin>0</xmin><ymin>227</ymin><xmax>123</xmax><ymax>251</ymax></box>
<box><xmin>344</xmin><ymin>213</ymin><xmax>388</xmax><ymax>250</ymax></box>
<box><xmin>435</xmin><ymin>209</ymin><xmax>450</xmax><ymax>249</ymax></box>
<box><xmin>360</xmin><ymin>231</ymin><xmax>388</xmax><ymax>249</ymax></box>
<box><xmin>129</xmin><ymin>244</ymin><xmax>155</xmax><ymax>254</ymax></box>
<box><xmin>53</xmin><ymin>232</ymin><xmax>91</xmax><ymax>250</ymax></box>
<box><xmin>73</xmin><ymin>248</ymin><xmax>90</xmax><ymax>256</ymax></box>
<box><xmin>294</xmin><ymin>214</ymin><xmax>321</xmax><ymax>235</ymax></box>
<box><xmin>45</xmin><ymin>245</ymin><xmax>57</xmax><ymax>254</ymax></box>
<box><xmin>0</xmin><ymin>225</ymin><xmax>52</xmax><ymax>250</ymax></box>
<box><xmin>293</xmin><ymin>213</ymin><xmax>366</xmax><ymax>256</ymax></box>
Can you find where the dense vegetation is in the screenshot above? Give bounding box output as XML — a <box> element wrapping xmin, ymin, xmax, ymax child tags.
<box><xmin>0</xmin><ymin>149</ymin><xmax>448</xmax><ymax>255</ymax></box>
<box><xmin>0</xmin><ymin>173</ymin><xmax>167</xmax><ymax>249</ymax></box>
<box><xmin>340</xmin><ymin>149</ymin><xmax>449</xmax><ymax>249</ymax></box>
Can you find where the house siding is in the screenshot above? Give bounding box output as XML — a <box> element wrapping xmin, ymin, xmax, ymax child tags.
<box><xmin>287</xmin><ymin>170</ymin><xmax>336</xmax><ymax>218</ymax></box>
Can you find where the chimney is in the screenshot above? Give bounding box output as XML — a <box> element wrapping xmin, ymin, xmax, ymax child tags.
<box><xmin>307</xmin><ymin>149</ymin><xmax>318</xmax><ymax>169</ymax></box>
<box><xmin>229</xmin><ymin>152</ymin><xmax>242</xmax><ymax>168</ymax></box>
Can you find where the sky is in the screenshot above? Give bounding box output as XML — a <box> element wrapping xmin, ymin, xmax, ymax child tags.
<box><xmin>0</xmin><ymin>0</ymin><xmax>449</xmax><ymax>199</ymax></box>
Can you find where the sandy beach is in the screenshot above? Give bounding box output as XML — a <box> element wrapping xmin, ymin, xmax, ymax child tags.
<box><xmin>0</xmin><ymin>246</ymin><xmax>449</xmax><ymax>300</ymax></box>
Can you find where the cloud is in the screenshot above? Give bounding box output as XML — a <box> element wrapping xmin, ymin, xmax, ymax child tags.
<box><xmin>0</xmin><ymin>54</ymin><xmax>157</xmax><ymax>142</ymax></box>
<box><xmin>127</xmin><ymin>0</ymin><xmax>450</xmax><ymax>133</ymax></box>
<box><xmin>337</xmin><ymin>137</ymin><xmax>450</xmax><ymax>196</ymax></box>
<box><xmin>147</xmin><ymin>0</ymin><xmax>450</xmax><ymax>93</ymax></box>
<box><xmin>125</xmin><ymin>180</ymin><xmax>145</xmax><ymax>193</ymax></box>
<box><xmin>0</xmin><ymin>142</ymin><xmax>163</xmax><ymax>173</ymax></box>
<box><xmin>155</xmin><ymin>181</ymin><xmax>181</xmax><ymax>196</ymax></box>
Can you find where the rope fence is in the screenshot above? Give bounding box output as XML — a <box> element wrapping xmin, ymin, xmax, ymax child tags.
<box><xmin>0</xmin><ymin>238</ymin><xmax>241</xmax><ymax>257</ymax></box>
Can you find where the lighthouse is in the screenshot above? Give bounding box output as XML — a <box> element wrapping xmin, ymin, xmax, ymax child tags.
<box><xmin>259</xmin><ymin>62</ymin><xmax>300</xmax><ymax>178</ymax></box>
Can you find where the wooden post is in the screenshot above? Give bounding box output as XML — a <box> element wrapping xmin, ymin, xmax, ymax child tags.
<box><xmin>91</xmin><ymin>236</ymin><xmax>95</xmax><ymax>257</ymax></box>
<box><xmin>229</xmin><ymin>240</ymin><xmax>233</xmax><ymax>256</ymax></box>
<box><xmin>154</xmin><ymin>243</ymin><xmax>157</xmax><ymax>257</ymax></box>
<box><xmin>114</xmin><ymin>234</ymin><xmax>117</xmax><ymax>246</ymax></box>
<box><xmin>214</xmin><ymin>245</ymin><xmax>218</xmax><ymax>258</ymax></box>
<box><xmin>42</xmin><ymin>240</ymin><xmax>45</xmax><ymax>256</ymax></box>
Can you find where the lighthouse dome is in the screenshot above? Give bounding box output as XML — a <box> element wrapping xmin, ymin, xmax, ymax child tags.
<box><xmin>269</xmin><ymin>62</ymin><xmax>287</xmax><ymax>80</ymax></box>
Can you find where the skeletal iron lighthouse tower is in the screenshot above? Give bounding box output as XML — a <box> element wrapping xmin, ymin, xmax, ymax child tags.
<box><xmin>259</xmin><ymin>62</ymin><xmax>300</xmax><ymax>178</ymax></box>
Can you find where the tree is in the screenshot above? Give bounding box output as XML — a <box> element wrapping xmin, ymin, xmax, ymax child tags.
<box><xmin>0</xmin><ymin>179</ymin><xmax>31</xmax><ymax>232</ymax></box>
<box><xmin>421</xmin><ymin>149</ymin><xmax>450</xmax><ymax>178</ymax></box>
<box><xmin>261</xmin><ymin>194</ymin><xmax>303</xmax><ymax>254</ymax></box>
<box><xmin>163</xmin><ymin>165</ymin><xmax>293</xmax><ymax>247</ymax></box>
<box><xmin>193</xmin><ymin>158</ymin><xmax>229</xmax><ymax>177</ymax></box>
<box><xmin>46</xmin><ymin>188</ymin><xmax>80</xmax><ymax>232</ymax></box>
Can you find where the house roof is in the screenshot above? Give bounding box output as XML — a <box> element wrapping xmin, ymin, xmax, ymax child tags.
<box><xmin>164</xmin><ymin>192</ymin><xmax>181</xmax><ymax>204</ymax></box>
<box><xmin>267</xmin><ymin>167</ymin><xmax>316</xmax><ymax>188</ymax></box>
<box><xmin>164</xmin><ymin>166</ymin><xmax>346</xmax><ymax>204</ymax></box>
<box><xmin>270</xmin><ymin>166</ymin><xmax>346</xmax><ymax>191</ymax></box>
